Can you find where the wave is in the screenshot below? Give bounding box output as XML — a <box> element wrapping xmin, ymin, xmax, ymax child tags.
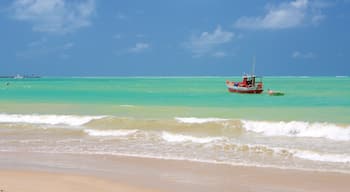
<box><xmin>236</xmin><ymin>144</ymin><xmax>350</xmax><ymax>163</ymax></box>
<box><xmin>175</xmin><ymin>117</ymin><xmax>228</xmax><ymax>124</ymax></box>
<box><xmin>217</xmin><ymin>142</ymin><xmax>350</xmax><ymax>164</ymax></box>
<box><xmin>241</xmin><ymin>120</ymin><xmax>350</xmax><ymax>141</ymax></box>
<box><xmin>161</xmin><ymin>132</ymin><xmax>222</xmax><ymax>144</ymax></box>
<box><xmin>2</xmin><ymin>113</ymin><xmax>349</xmax><ymax>142</ymax></box>
<box><xmin>84</xmin><ymin>129</ymin><xmax>138</xmax><ymax>137</ymax></box>
<box><xmin>294</xmin><ymin>151</ymin><xmax>350</xmax><ymax>163</ymax></box>
<box><xmin>0</xmin><ymin>114</ymin><xmax>105</xmax><ymax>126</ymax></box>
<box><xmin>231</xmin><ymin>143</ymin><xmax>350</xmax><ymax>164</ymax></box>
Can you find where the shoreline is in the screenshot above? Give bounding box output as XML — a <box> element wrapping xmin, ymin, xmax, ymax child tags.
<box><xmin>1</xmin><ymin>151</ymin><xmax>350</xmax><ymax>192</ymax></box>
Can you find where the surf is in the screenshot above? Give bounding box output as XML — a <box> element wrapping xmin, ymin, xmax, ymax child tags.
<box><xmin>0</xmin><ymin>113</ymin><xmax>105</xmax><ymax>126</ymax></box>
<box><xmin>241</xmin><ymin>120</ymin><xmax>350</xmax><ymax>141</ymax></box>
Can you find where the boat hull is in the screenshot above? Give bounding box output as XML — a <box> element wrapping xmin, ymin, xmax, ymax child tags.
<box><xmin>227</xmin><ymin>87</ymin><xmax>263</xmax><ymax>94</ymax></box>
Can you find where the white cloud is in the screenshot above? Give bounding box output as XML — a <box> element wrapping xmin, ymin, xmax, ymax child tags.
<box><xmin>235</xmin><ymin>0</ymin><xmax>327</xmax><ymax>29</ymax></box>
<box><xmin>11</xmin><ymin>0</ymin><xmax>95</xmax><ymax>34</ymax></box>
<box><xmin>292</xmin><ymin>51</ymin><xmax>315</xmax><ymax>59</ymax></box>
<box><xmin>185</xmin><ymin>26</ymin><xmax>234</xmax><ymax>57</ymax></box>
<box><xmin>128</xmin><ymin>43</ymin><xmax>150</xmax><ymax>53</ymax></box>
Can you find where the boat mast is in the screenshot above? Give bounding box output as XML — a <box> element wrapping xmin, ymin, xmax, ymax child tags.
<box><xmin>251</xmin><ymin>56</ymin><xmax>256</xmax><ymax>86</ymax></box>
<box><xmin>251</xmin><ymin>56</ymin><xmax>256</xmax><ymax>76</ymax></box>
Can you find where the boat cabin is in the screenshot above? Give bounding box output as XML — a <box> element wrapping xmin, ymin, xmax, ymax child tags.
<box><xmin>240</xmin><ymin>75</ymin><xmax>262</xmax><ymax>87</ymax></box>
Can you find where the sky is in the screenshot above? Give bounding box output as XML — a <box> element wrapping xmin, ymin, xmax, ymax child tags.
<box><xmin>0</xmin><ymin>0</ymin><xmax>349</xmax><ymax>76</ymax></box>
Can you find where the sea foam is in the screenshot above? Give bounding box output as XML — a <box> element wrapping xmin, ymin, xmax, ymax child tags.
<box><xmin>294</xmin><ymin>151</ymin><xmax>350</xmax><ymax>163</ymax></box>
<box><xmin>175</xmin><ymin>117</ymin><xmax>227</xmax><ymax>124</ymax></box>
<box><xmin>234</xmin><ymin>143</ymin><xmax>350</xmax><ymax>163</ymax></box>
<box><xmin>241</xmin><ymin>120</ymin><xmax>350</xmax><ymax>141</ymax></box>
<box><xmin>0</xmin><ymin>114</ymin><xmax>105</xmax><ymax>126</ymax></box>
<box><xmin>84</xmin><ymin>129</ymin><xmax>138</xmax><ymax>137</ymax></box>
<box><xmin>161</xmin><ymin>132</ymin><xmax>222</xmax><ymax>144</ymax></box>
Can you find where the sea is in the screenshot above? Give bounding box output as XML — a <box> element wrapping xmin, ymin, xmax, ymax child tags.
<box><xmin>0</xmin><ymin>76</ymin><xmax>349</xmax><ymax>173</ymax></box>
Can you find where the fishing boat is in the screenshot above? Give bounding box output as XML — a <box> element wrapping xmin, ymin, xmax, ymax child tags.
<box><xmin>225</xmin><ymin>57</ymin><xmax>264</xmax><ymax>94</ymax></box>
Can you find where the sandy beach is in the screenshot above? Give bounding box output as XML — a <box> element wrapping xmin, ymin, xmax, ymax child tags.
<box><xmin>0</xmin><ymin>170</ymin><xmax>159</xmax><ymax>192</ymax></box>
<box><xmin>1</xmin><ymin>151</ymin><xmax>350</xmax><ymax>192</ymax></box>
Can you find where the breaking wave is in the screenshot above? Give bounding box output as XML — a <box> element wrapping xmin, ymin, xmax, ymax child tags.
<box><xmin>161</xmin><ymin>132</ymin><xmax>222</xmax><ymax>144</ymax></box>
<box><xmin>175</xmin><ymin>117</ymin><xmax>228</xmax><ymax>124</ymax></box>
<box><xmin>1</xmin><ymin>113</ymin><xmax>349</xmax><ymax>142</ymax></box>
<box><xmin>294</xmin><ymin>151</ymin><xmax>350</xmax><ymax>163</ymax></box>
<box><xmin>241</xmin><ymin>120</ymin><xmax>350</xmax><ymax>141</ymax></box>
<box><xmin>222</xmin><ymin>143</ymin><xmax>350</xmax><ymax>163</ymax></box>
<box><xmin>84</xmin><ymin>129</ymin><xmax>138</xmax><ymax>137</ymax></box>
<box><xmin>0</xmin><ymin>114</ymin><xmax>105</xmax><ymax>126</ymax></box>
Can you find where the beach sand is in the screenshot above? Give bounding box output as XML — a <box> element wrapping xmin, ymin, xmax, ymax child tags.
<box><xmin>1</xmin><ymin>152</ymin><xmax>350</xmax><ymax>192</ymax></box>
<box><xmin>0</xmin><ymin>170</ymin><xmax>158</xmax><ymax>192</ymax></box>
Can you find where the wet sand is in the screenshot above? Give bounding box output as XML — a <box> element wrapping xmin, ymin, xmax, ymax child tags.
<box><xmin>0</xmin><ymin>170</ymin><xmax>159</xmax><ymax>192</ymax></box>
<box><xmin>1</xmin><ymin>151</ymin><xmax>350</xmax><ymax>192</ymax></box>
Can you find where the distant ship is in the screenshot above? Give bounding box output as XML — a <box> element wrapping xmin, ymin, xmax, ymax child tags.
<box><xmin>225</xmin><ymin>57</ymin><xmax>264</xmax><ymax>94</ymax></box>
<box><xmin>14</xmin><ymin>74</ymin><xmax>24</xmax><ymax>79</ymax></box>
<box><xmin>0</xmin><ymin>74</ymin><xmax>41</xmax><ymax>79</ymax></box>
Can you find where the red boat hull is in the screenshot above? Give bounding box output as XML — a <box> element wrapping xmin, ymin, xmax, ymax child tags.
<box><xmin>227</xmin><ymin>88</ymin><xmax>263</xmax><ymax>94</ymax></box>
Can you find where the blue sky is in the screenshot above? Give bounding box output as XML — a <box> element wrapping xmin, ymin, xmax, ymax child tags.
<box><xmin>0</xmin><ymin>0</ymin><xmax>349</xmax><ymax>76</ymax></box>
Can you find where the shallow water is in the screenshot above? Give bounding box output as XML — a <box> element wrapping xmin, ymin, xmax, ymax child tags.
<box><xmin>0</xmin><ymin>77</ymin><xmax>349</xmax><ymax>173</ymax></box>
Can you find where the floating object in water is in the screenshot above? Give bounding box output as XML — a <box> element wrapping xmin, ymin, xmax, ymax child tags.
<box><xmin>268</xmin><ymin>89</ymin><xmax>285</xmax><ymax>96</ymax></box>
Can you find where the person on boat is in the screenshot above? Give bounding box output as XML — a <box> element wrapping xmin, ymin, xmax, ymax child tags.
<box><xmin>268</xmin><ymin>89</ymin><xmax>273</xmax><ymax>94</ymax></box>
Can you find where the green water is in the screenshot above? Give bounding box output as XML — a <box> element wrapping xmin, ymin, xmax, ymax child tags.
<box><xmin>0</xmin><ymin>77</ymin><xmax>349</xmax><ymax>123</ymax></box>
<box><xmin>1</xmin><ymin>77</ymin><xmax>350</xmax><ymax>173</ymax></box>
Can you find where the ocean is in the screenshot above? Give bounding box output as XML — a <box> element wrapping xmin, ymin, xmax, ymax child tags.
<box><xmin>0</xmin><ymin>76</ymin><xmax>349</xmax><ymax>173</ymax></box>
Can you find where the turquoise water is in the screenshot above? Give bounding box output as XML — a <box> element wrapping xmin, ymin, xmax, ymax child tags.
<box><xmin>1</xmin><ymin>77</ymin><xmax>350</xmax><ymax>173</ymax></box>
<box><xmin>0</xmin><ymin>77</ymin><xmax>349</xmax><ymax>123</ymax></box>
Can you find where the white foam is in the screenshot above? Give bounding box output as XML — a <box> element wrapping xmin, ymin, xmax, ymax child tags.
<box><xmin>175</xmin><ymin>117</ymin><xmax>227</xmax><ymax>124</ymax></box>
<box><xmin>0</xmin><ymin>114</ymin><xmax>105</xmax><ymax>126</ymax></box>
<box><xmin>241</xmin><ymin>120</ymin><xmax>350</xmax><ymax>141</ymax></box>
<box><xmin>233</xmin><ymin>143</ymin><xmax>350</xmax><ymax>164</ymax></box>
<box><xmin>294</xmin><ymin>151</ymin><xmax>350</xmax><ymax>163</ymax></box>
<box><xmin>119</xmin><ymin>105</ymin><xmax>135</xmax><ymax>107</ymax></box>
<box><xmin>161</xmin><ymin>132</ymin><xmax>222</xmax><ymax>144</ymax></box>
<box><xmin>84</xmin><ymin>129</ymin><xmax>138</xmax><ymax>137</ymax></box>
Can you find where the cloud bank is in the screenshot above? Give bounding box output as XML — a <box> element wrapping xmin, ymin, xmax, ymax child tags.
<box><xmin>235</xmin><ymin>0</ymin><xmax>327</xmax><ymax>30</ymax></box>
<box><xmin>11</xmin><ymin>0</ymin><xmax>95</xmax><ymax>34</ymax></box>
<box><xmin>185</xmin><ymin>26</ymin><xmax>234</xmax><ymax>57</ymax></box>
